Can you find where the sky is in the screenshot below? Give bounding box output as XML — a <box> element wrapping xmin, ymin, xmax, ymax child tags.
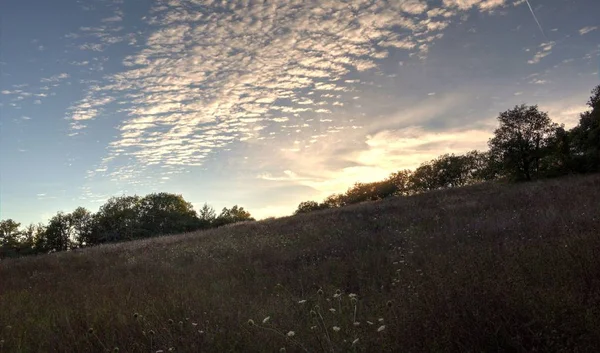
<box><xmin>0</xmin><ymin>0</ymin><xmax>599</xmax><ymax>224</ymax></box>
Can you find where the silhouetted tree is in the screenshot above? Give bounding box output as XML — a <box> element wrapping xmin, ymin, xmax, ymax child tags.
<box><xmin>489</xmin><ymin>104</ymin><xmax>558</xmax><ymax>181</ymax></box>
<box><xmin>138</xmin><ymin>193</ymin><xmax>198</xmax><ymax>236</ymax></box>
<box><xmin>570</xmin><ymin>85</ymin><xmax>600</xmax><ymax>172</ymax></box>
<box><xmin>295</xmin><ymin>201</ymin><xmax>327</xmax><ymax>214</ymax></box>
<box><xmin>410</xmin><ymin>162</ymin><xmax>439</xmax><ymax>192</ymax></box>
<box><xmin>91</xmin><ymin>195</ymin><xmax>143</xmax><ymax>243</ymax></box>
<box><xmin>0</xmin><ymin>219</ymin><xmax>22</xmax><ymax>258</ymax></box>
<box><xmin>322</xmin><ymin>194</ymin><xmax>345</xmax><ymax>208</ymax></box>
<box><xmin>214</xmin><ymin>205</ymin><xmax>255</xmax><ymax>227</ymax></box>
<box><xmin>198</xmin><ymin>203</ymin><xmax>217</xmax><ymax>228</ymax></box>
<box><xmin>43</xmin><ymin>212</ymin><xmax>74</xmax><ymax>252</ymax></box>
<box><xmin>387</xmin><ymin>170</ymin><xmax>413</xmax><ymax>196</ymax></box>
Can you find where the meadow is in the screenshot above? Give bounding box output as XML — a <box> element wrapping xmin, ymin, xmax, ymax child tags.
<box><xmin>1</xmin><ymin>174</ymin><xmax>600</xmax><ymax>352</ymax></box>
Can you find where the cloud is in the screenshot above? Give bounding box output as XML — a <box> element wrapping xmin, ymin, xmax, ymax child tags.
<box><xmin>443</xmin><ymin>0</ymin><xmax>506</xmax><ymax>11</ymax></box>
<box><xmin>528</xmin><ymin>41</ymin><xmax>555</xmax><ymax>64</ymax></box>
<box><xmin>40</xmin><ymin>73</ymin><xmax>70</xmax><ymax>83</ymax></box>
<box><xmin>65</xmin><ymin>0</ymin><xmax>509</xmax><ymax>188</ymax></box>
<box><xmin>579</xmin><ymin>26</ymin><xmax>598</xmax><ymax>35</ymax></box>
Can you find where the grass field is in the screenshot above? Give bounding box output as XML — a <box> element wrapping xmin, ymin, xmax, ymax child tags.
<box><xmin>1</xmin><ymin>175</ymin><xmax>600</xmax><ymax>352</ymax></box>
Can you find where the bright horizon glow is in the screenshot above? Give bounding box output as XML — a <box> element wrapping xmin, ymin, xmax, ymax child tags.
<box><xmin>1</xmin><ymin>0</ymin><xmax>599</xmax><ymax>224</ymax></box>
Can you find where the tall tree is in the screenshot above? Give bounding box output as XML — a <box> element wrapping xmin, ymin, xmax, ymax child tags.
<box><xmin>488</xmin><ymin>104</ymin><xmax>557</xmax><ymax>181</ymax></box>
<box><xmin>0</xmin><ymin>219</ymin><xmax>21</xmax><ymax>246</ymax></box>
<box><xmin>0</xmin><ymin>219</ymin><xmax>22</xmax><ymax>258</ymax></box>
<box><xmin>92</xmin><ymin>195</ymin><xmax>143</xmax><ymax>243</ymax></box>
<box><xmin>44</xmin><ymin>212</ymin><xmax>73</xmax><ymax>252</ymax></box>
<box><xmin>570</xmin><ymin>85</ymin><xmax>600</xmax><ymax>172</ymax></box>
<box><xmin>138</xmin><ymin>193</ymin><xmax>198</xmax><ymax>235</ymax></box>
<box><xmin>70</xmin><ymin>207</ymin><xmax>95</xmax><ymax>247</ymax></box>
<box><xmin>198</xmin><ymin>203</ymin><xmax>217</xmax><ymax>228</ymax></box>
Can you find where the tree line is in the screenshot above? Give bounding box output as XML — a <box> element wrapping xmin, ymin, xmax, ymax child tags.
<box><xmin>295</xmin><ymin>85</ymin><xmax>600</xmax><ymax>214</ymax></box>
<box><xmin>0</xmin><ymin>194</ymin><xmax>254</xmax><ymax>259</ymax></box>
<box><xmin>2</xmin><ymin>85</ymin><xmax>599</xmax><ymax>258</ymax></box>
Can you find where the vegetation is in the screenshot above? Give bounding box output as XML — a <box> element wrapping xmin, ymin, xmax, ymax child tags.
<box><xmin>1</xmin><ymin>174</ymin><xmax>600</xmax><ymax>352</ymax></box>
<box><xmin>295</xmin><ymin>85</ymin><xmax>600</xmax><ymax>214</ymax></box>
<box><xmin>0</xmin><ymin>195</ymin><xmax>254</xmax><ymax>258</ymax></box>
<box><xmin>0</xmin><ymin>84</ymin><xmax>599</xmax><ymax>351</ymax></box>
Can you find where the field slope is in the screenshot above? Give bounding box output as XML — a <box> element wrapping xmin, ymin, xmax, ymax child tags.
<box><xmin>2</xmin><ymin>175</ymin><xmax>600</xmax><ymax>352</ymax></box>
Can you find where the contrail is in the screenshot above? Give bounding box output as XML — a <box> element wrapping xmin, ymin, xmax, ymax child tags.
<box><xmin>524</xmin><ymin>0</ymin><xmax>547</xmax><ymax>40</ymax></box>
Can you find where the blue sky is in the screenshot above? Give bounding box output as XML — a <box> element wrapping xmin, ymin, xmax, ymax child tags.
<box><xmin>1</xmin><ymin>0</ymin><xmax>598</xmax><ymax>224</ymax></box>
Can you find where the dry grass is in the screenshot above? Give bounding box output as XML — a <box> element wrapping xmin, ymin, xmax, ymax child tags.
<box><xmin>1</xmin><ymin>174</ymin><xmax>600</xmax><ymax>352</ymax></box>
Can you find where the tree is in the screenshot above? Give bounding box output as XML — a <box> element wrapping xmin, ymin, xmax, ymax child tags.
<box><xmin>44</xmin><ymin>212</ymin><xmax>73</xmax><ymax>252</ymax></box>
<box><xmin>465</xmin><ymin>150</ymin><xmax>502</xmax><ymax>182</ymax></box>
<box><xmin>387</xmin><ymin>170</ymin><xmax>413</xmax><ymax>196</ymax></box>
<box><xmin>322</xmin><ymin>194</ymin><xmax>345</xmax><ymax>208</ymax></box>
<box><xmin>0</xmin><ymin>219</ymin><xmax>22</xmax><ymax>258</ymax></box>
<box><xmin>137</xmin><ymin>193</ymin><xmax>198</xmax><ymax>236</ymax></box>
<box><xmin>213</xmin><ymin>205</ymin><xmax>255</xmax><ymax>227</ymax></box>
<box><xmin>488</xmin><ymin>104</ymin><xmax>558</xmax><ymax>181</ymax></box>
<box><xmin>70</xmin><ymin>207</ymin><xmax>95</xmax><ymax>247</ymax></box>
<box><xmin>0</xmin><ymin>219</ymin><xmax>21</xmax><ymax>246</ymax></box>
<box><xmin>295</xmin><ymin>201</ymin><xmax>327</xmax><ymax>214</ymax></box>
<box><xmin>198</xmin><ymin>203</ymin><xmax>217</xmax><ymax>228</ymax></box>
<box><xmin>570</xmin><ymin>85</ymin><xmax>600</xmax><ymax>172</ymax></box>
<box><xmin>91</xmin><ymin>195</ymin><xmax>143</xmax><ymax>243</ymax></box>
<box><xmin>409</xmin><ymin>162</ymin><xmax>439</xmax><ymax>192</ymax></box>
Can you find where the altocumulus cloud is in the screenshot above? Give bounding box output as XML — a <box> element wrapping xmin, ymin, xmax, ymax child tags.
<box><xmin>65</xmin><ymin>0</ymin><xmax>509</xmax><ymax>195</ymax></box>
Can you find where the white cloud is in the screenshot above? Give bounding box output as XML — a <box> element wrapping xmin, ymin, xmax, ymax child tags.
<box><xmin>528</xmin><ymin>41</ymin><xmax>555</xmax><ymax>64</ymax></box>
<box><xmin>579</xmin><ymin>26</ymin><xmax>598</xmax><ymax>35</ymax></box>
<box><xmin>65</xmin><ymin>0</ymin><xmax>512</xmax><ymax>188</ymax></box>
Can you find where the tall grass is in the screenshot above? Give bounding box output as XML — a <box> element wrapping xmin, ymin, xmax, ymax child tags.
<box><xmin>1</xmin><ymin>174</ymin><xmax>600</xmax><ymax>352</ymax></box>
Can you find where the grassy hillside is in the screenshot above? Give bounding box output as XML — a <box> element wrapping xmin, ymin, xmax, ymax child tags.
<box><xmin>1</xmin><ymin>175</ymin><xmax>600</xmax><ymax>352</ymax></box>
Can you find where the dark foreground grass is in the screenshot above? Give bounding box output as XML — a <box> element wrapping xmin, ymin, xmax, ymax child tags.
<box><xmin>1</xmin><ymin>175</ymin><xmax>600</xmax><ymax>352</ymax></box>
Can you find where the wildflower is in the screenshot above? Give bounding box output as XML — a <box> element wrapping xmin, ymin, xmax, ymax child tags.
<box><xmin>156</xmin><ymin>351</ymin><xmax>164</xmax><ymax>353</ymax></box>
<box><xmin>310</xmin><ymin>326</ymin><xmax>317</xmax><ymax>330</ymax></box>
<box><xmin>352</xmin><ymin>338</ymin><xmax>359</xmax><ymax>345</ymax></box>
<box><xmin>317</xmin><ymin>288</ymin><xmax>324</xmax><ymax>295</ymax></box>
<box><xmin>329</xmin><ymin>308</ymin><xmax>336</xmax><ymax>313</ymax></box>
<box><xmin>168</xmin><ymin>348</ymin><xmax>174</xmax><ymax>352</ymax></box>
<box><xmin>178</xmin><ymin>321</ymin><xmax>183</xmax><ymax>326</ymax></box>
<box><xmin>247</xmin><ymin>319</ymin><xmax>255</xmax><ymax>326</ymax></box>
<box><xmin>377</xmin><ymin>325</ymin><xmax>386</xmax><ymax>332</ymax></box>
<box><xmin>287</xmin><ymin>331</ymin><xmax>295</xmax><ymax>337</ymax></box>
<box><xmin>298</xmin><ymin>300</ymin><xmax>307</xmax><ymax>304</ymax></box>
<box><xmin>310</xmin><ymin>310</ymin><xmax>317</xmax><ymax>317</ymax></box>
<box><xmin>353</xmin><ymin>321</ymin><xmax>360</xmax><ymax>327</ymax></box>
<box><xmin>348</xmin><ymin>293</ymin><xmax>357</xmax><ymax>299</ymax></box>
<box><xmin>262</xmin><ymin>316</ymin><xmax>270</xmax><ymax>324</ymax></box>
<box><xmin>149</xmin><ymin>330</ymin><xmax>155</xmax><ymax>336</ymax></box>
<box><xmin>367</xmin><ymin>321</ymin><xmax>374</xmax><ymax>325</ymax></box>
<box><xmin>198</xmin><ymin>330</ymin><xmax>205</xmax><ymax>334</ymax></box>
<box><xmin>378</xmin><ymin>318</ymin><xmax>384</xmax><ymax>322</ymax></box>
<box><xmin>192</xmin><ymin>323</ymin><xmax>198</xmax><ymax>326</ymax></box>
<box><xmin>280</xmin><ymin>348</ymin><xmax>286</xmax><ymax>353</ymax></box>
<box><xmin>386</xmin><ymin>301</ymin><xmax>393</xmax><ymax>308</ymax></box>
<box><xmin>88</xmin><ymin>328</ymin><xmax>94</xmax><ymax>334</ymax></box>
<box><xmin>133</xmin><ymin>312</ymin><xmax>139</xmax><ymax>319</ymax></box>
<box><xmin>332</xmin><ymin>326</ymin><xmax>341</xmax><ymax>332</ymax></box>
<box><xmin>113</xmin><ymin>348</ymin><xmax>120</xmax><ymax>353</ymax></box>
<box><xmin>335</xmin><ymin>289</ymin><xmax>341</xmax><ymax>296</ymax></box>
<box><xmin>168</xmin><ymin>319</ymin><xmax>174</xmax><ymax>325</ymax></box>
